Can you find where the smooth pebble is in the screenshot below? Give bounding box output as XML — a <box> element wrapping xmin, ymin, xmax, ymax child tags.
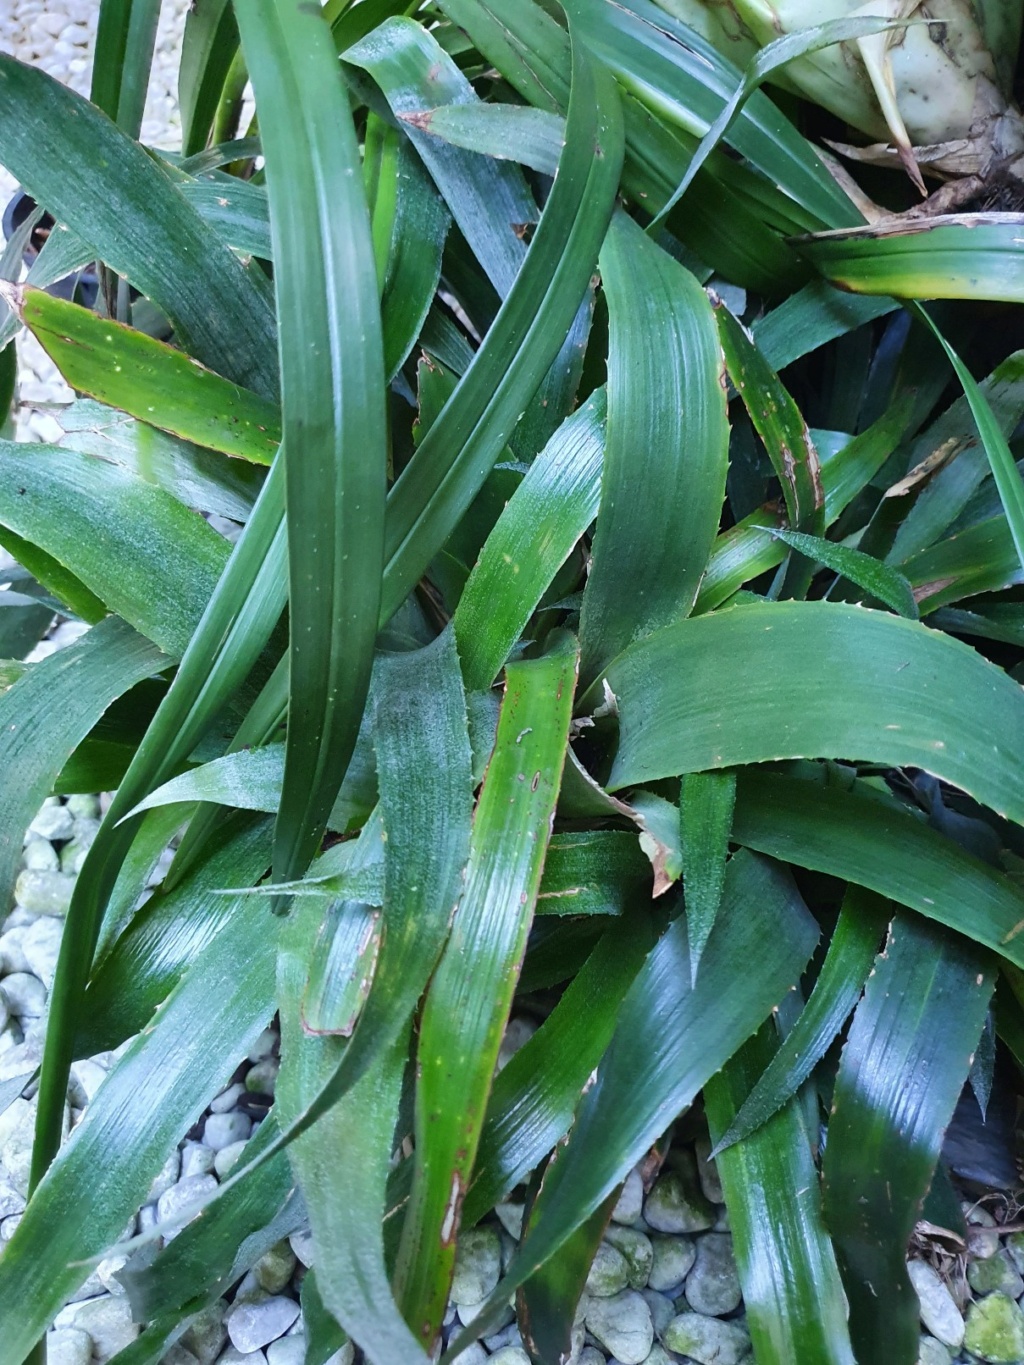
<box><xmin>586</xmin><ymin>1241</ymin><xmax>630</xmax><ymax>1297</ymax></box>
<box><xmin>647</xmin><ymin>1234</ymin><xmax>696</xmax><ymax>1293</ymax></box>
<box><xmin>227</xmin><ymin>1296</ymin><xmax>300</xmax><ymax>1353</ymax></box>
<box><xmin>586</xmin><ymin>1289</ymin><xmax>654</xmax><ymax>1365</ymax></box>
<box><xmin>61</xmin><ymin>1295</ymin><xmax>139</xmax><ymax>1361</ymax></box>
<box><xmin>157</xmin><ymin>1174</ymin><xmax>219</xmax><ymax>1233</ymax></box>
<box><xmin>14</xmin><ymin>869</ymin><xmax>75</xmax><ymax>916</ymax></box>
<box><xmin>611</xmin><ymin>1169</ymin><xmax>645</xmax><ymax>1225</ymax></box>
<box><xmin>46</xmin><ymin>1328</ymin><xmax>92</xmax><ymax>1365</ymax></box>
<box><xmin>907</xmin><ymin>1259</ymin><xmax>965</xmax><ymax>1349</ymax></box>
<box><xmin>643</xmin><ymin>1155</ymin><xmax>714</xmax><ymax>1234</ymax></box>
<box><xmin>663</xmin><ymin>1311</ymin><xmax>751</xmax><ymax>1365</ymax></box>
<box><xmin>451</xmin><ymin>1226</ymin><xmax>502</xmax><ymax>1306</ymax></box>
<box><xmin>28</xmin><ymin>802</ymin><xmax>73</xmax><ymax>842</ymax></box>
<box><xmin>685</xmin><ymin>1232</ymin><xmax>741</xmax><ymax>1316</ymax></box>
<box><xmin>203</xmin><ymin>1111</ymin><xmax>251</xmax><ymax>1151</ymax></box>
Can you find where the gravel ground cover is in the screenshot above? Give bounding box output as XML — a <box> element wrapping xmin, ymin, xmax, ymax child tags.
<box><xmin>2</xmin><ymin>5</ymin><xmax>1024</xmax><ymax>1365</ymax></box>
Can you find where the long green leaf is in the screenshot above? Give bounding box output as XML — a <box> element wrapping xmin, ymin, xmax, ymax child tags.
<box><xmin>519</xmin><ymin>1198</ymin><xmax>615</xmax><ymax>1365</ymax></box>
<box><xmin>801</xmin><ymin>214</ymin><xmax>1024</xmax><ymax>303</ymax></box>
<box><xmin>731</xmin><ymin>768</ymin><xmax>1024</xmax><ymax>966</ymax></box>
<box><xmin>0</xmin><ymin>617</ymin><xmax>165</xmax><ymax>912</ymax></box>
<box><xmin>888</xmin><ymin>349</ymin><xmax>1024</xmax><ymax>563</ymax></box>
<box><xmin>117</xmin><ymin>1114</ymin><xmax>297</xmax><ymax>1321</ymax></box>
<box><xmin>30</xmin><ymin>461</ymin><xmax>286</xmax><ymax>1189</ymax></box>
<box><xmin>13</xmin><ymin>288</ymin><xmax>279</xmax><ymax>464</ymax></box>
<box><xmin>455</xmin><ymin>391</ymin><xmax>605</xmax><ymax>689</ymax></box>
<box><xmin>716</xmin><ymin>299</ymin><xmax>824</xmax><ymax>536</ymax></box>
<box><xmin>464</xmin><ymin>911</ymin><xmax>654</xmax><ymax>1224</ymax></box>
<box><xmin>396</xmin><ymin>632</ymin><xmax>578</xmax><ymax>1346</ymax></box>
<box><xmin>712</xmin><ymin>883</ymin><xmax>889</xmax><ymax>1153</ymax></box>
<box><xmin>373</xmin><ymin>133</ymin><xmax>450</xmax><ymax>379</ymax></box>
<box><xmin>906</xmin><ymin>515</ymin><xmax>1024</xmax><ymax>612</ymax></box>
<box><xmin>752</xmin><ymin>279</ymin><xmax>896</xmax><ymax>374</ymax></box>
<box><xmin>596</xmin><ymin>600</ymin><xmax>1024</xmax><ymax>824</ymax></box>
<box><xmin>0</xmin><ymin>889</ymin><xmax>278</xmax><ymax>1361</ymax></box>
<box><xmin>650</xmin><ymin>13</ymin><xmax>910</xmax><ymax>229</ymax></box>
<box><xmin>276</xmin><ymin>893</ymin><xmax>427</xmax><ymax>1365</ymax></box>
<box><xmin>578</xmin><ymin>0</ymin><xmax>860</xmax><ymax>229</ymax></box>
<box><xmin>444</xmin><ymin>849</ymin><xmax>818</xmax><ymax>1358</ymax></box>
<box><xmin>917</xmin><ymin>310</ymin><xmax>1024</xmax><ymax>572</ymax></box>
<box><xmin>705</xmin><ymin>1025</ymin><xmax>856</xmax><ymax>1364</ymax></box>
<box><xmin>822</xmin><ymin>913</ymin><xmax>993</xmax><ymax>1363</ymax></box>
<box><xmin>377</xmin><ymin>17</ymin><xmax>625</xmax><ymax>619</ymax></box>
<box><xmin>91</xmin><ymin>0</ymin><xmax>161</xmax><ymax>137</ymax></box>
<box><xmin>79</xmin><ymin>816</ymin><xmax>273</xmax><ymax>1054</ymax></box>
<box><xmin>0</xmin><ymin>54</ymin><xmax>277</xmax><ymax>395</ymax></box>
<box><xmin>56</xmin><ymin>399</ymin><xmax>265</xmax><ymax>523</ymax></box>
<box><xmin>697</xmin><ymin>394</ymin><xmax>914</xmax><ymax>611</ymax></box>
<box><xmin>771</xmin><ymin>527</ymin><xmax>919</xmax><ymax>617</ymax></box>
<box><xmin>0</xmin><ymin>442</ymin><xmax>229</xmax><ymax>656</ymax></box>
<box><xmin>179</xmin><ymin>0</ymin><xmax>240</xmax><ymax>156</ymax></box>
<box><xmin>348</xmin><ymin>19</ymin><xmax>536</xmax><ymax>301</ymax></box>
<box><xmin>280</xmin><ymin>629</ymin><xmax>473</xmax><ymax>1349</ymax></box>
<box><xmin>237</xmin><ymin>0</ymin><xmax>388</xmax><ymax>885</ymax></box>
<box><xmin>580</xmin><ymin>212</ymin><xmax>728</xmax><ymax>681</ymax></box>
<box><xmin>680</xmin><ymin>768</ymin><xmax>736</xmax><ymax>980</ymax></box>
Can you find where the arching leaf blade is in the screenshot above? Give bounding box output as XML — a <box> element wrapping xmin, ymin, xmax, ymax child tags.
<box><xmin>822</xmin><ymin>913</ymin><xmax>993</xmax><ymax>1363</ymax></box>
<box><xmin>597</xmin><ymin>600</ymin><xmax>1024</xmax><ymax>826</ymax></box>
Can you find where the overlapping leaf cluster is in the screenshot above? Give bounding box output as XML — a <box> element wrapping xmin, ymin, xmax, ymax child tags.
<box><xmin>0</xmin><ymin>2</ymin><xmax>1023</xmax><ymax>1363</ymax></box>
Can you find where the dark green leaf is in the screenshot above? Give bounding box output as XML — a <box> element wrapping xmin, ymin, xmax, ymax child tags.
<box><xmin>378</xmin><ymin>20</ymin><xmax>625</xmax><ymax>619</ymax></box>
<box><xmin>92</xmin><ymin>0</ymin><xmax>161</xmax><ymax>137</ymax></box>
<box><xmin>465</xmin><ymin>912</ymin><xmax>654</xmax><ymax>1223</ymax></box>
<box><xmin>0</xmin><ymin>441</ymin><xmax>229</xmax><ymax>655</ymax></box>
<box><xmin>580</xmin><ymin>213</ymin><xmax>728</xmax><ymax>682</ymax></box>
<box><xmin>0</xmin><ymin>617</ymin><xmax>165</xmax><ymax>913</ymax></box>
<box><xmin>680</xmin><ymin>768</ymin><xmax>736</xmax><ymax>980</ymax></box>
<box><xmin>716</xmin><ymin>299</ymin><xmax>824</xmax><ymax>536</ymax></box>
<box><xmin>237</xmin><ymin>0</ymin><xmax>388</xmax><ymax>885</ymax></box>
<box><xmin>731</xmin><ymin>769</ymin><xmax>1024</xmax><ymax>967</ymax></box>
<box><xmin>712</xmin><ymin>883</ymin><xmax>888</xmax><ymax>1153</ymax></box>
<box><xmin>705</xmin><ymin>1025</ymin><xmax>856</xmax><ymax>1364</ymax></box>
<box><xmin>822</xmin><ymin>913</ymin><xmax>993</xmax><ymax>1364</ymax></box>
<box><xmin>445</xmin><ymin>849</ymin><xmax>818</xmax><ymax>1358</ymax></box>
<box><xmin>770</xmin><ymin>527</ymin><xmax>919</xmax><ymax>617</ymax></box>
<box><xmin>0</xmin><ymin>53</ymin><xmax>277</xmax><ymax>395</ymax></box>
<box><xmin>396</xmin><ymin>632</ymin><xmax>578</xmax><ymax>1345</ymax></box>
<box><xmin>455</xmin><ymin>390</ymin><xmax>605</xmax><ymax>690</ymax></box>
<box><xmin>596</xmin><ymin>600</ymin><xmax>1024</xmax><ymax>826</ymax></box>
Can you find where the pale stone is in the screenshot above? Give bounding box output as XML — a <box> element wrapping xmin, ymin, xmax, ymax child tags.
<box><xmin>203</xmin><ymin>1111</ymin><xmax>251</xmax><ymax>1151</ymax></box>
<box><xmin>587</xmin><ymin>1241</ymin><xmax>631</xmax><ymax>1297</ymax></box>
<box><xmin>451</xmin><ymin>1226</ymin><xmax>502</xmax><ymax>1306</ymax></box>
<box><xmin>46</xmin><ymin>1328</ymin><xmax>92</xmax><ymax>1365</ymax></box>
<box><xmin>611</xmin><ymin>1169</ymin><xmax>645</xmax><ymax>1225</ymax></box>
<box><xmin>585</xmin><ymin>1289</ymin><xmax>654</xmax><ymax>1364</ymax></box>
<box><xmin>907</xmin><ymin>1259</ymin><xmax>965</xmax><ymax>1349</ymax></box>
<box><xmin>604</xmin><ymin>1225</ymin><xmax>654</xmax><ymax>1290</ymax></box>
<box><xmin>647</xmin><ymin>1234</ymin><xmax>696</xmax><ymax>1292</ymax></box>
<box><xmin>63</xmin><ymin>1295</ymin><xmax>139</xmax><ymax>1361</ymax></box>
<box><xmin>214</xmin><ymin>1140</ymin><xmax>248</xmax><ymax>1178</ymax></box>
<box><xmin>226</xmin><ymin>1296</ymin><xmax>300</xmax><ymax>1353</ymax></box>
<box><xmin>663</xmin><ymin>1312</ymin><xmax>751</xmax><ymax>1365</ymax></box>
<box><xmin>685</xmin><ymin>1233</ymin><xmax>741</xmax><ymax>1316</ymax></box>
<box><xmin>643</xmin><ymin>1155</ymin><xmax>714</xmax><ymax>1234</ymax></box>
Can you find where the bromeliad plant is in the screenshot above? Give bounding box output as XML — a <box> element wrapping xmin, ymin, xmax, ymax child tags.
<box><xmin>1</xmin><ymin>0</ymin><xmax>1024</xmax><ymax>1362</ymax></box>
